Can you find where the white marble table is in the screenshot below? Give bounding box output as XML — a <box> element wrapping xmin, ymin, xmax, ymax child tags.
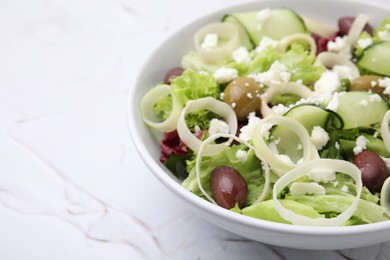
<box><xmin>1</xmin><ymin>0</ymin><xmax>390</xmax><ymax>259</ymax></box>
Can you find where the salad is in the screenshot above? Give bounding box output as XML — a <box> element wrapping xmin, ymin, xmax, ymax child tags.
<box><xmin>140</xmin><ymin>7</ymin><xmax>390</xmax><ymax>226</ymax></box>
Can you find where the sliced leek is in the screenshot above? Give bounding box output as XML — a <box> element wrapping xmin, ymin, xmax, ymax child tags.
<box><xmin>141</xmin><ymin>84</ymin><xmax>182</xmax><ymax>132</ymax></box>
<box><xmin>251</xmin><ymin>115</ymin><xmax>314</xmax><ymax>176</ymax></box>
<box><xmin>177</xmin><ymin>97</ymin><xmax>237</xmax><ymax>156</ymax></box>
<box><xmin>195</xmin><ymin>22</ymin><xmax>241</xmax><ymax>64</ymax></box>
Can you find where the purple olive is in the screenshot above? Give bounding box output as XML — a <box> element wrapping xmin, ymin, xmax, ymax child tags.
<box><xmin>210</xmin><ymin>166</ymin><xmax>248</xmax><ymax>209</ymax></box>
<box><xmin>353</xmin><ymin>151</ymin><xmax>389</xmax><ymax>193</ymax></box>
<box><xmin>338</xmin><ymin>17</ymin><xmax>373</xmax><ymax>36</ymax></box>
<box><xmin>163</xmin><ymin>67</ymin><xmax>184</xmax><ymax>84</ymax></box>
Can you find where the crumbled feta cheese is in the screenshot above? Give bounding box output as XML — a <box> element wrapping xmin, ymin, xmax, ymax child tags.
<box><xmin>311</xmin><ymin>126</ymin><xmax>330</xmax><ymax>150</ymax></box>
<box><xmin>332</xmin><ymin>65</ymin><xmax>358</xmax><ymax>81</ymax></box>
<box><xmin>314</xmin><ymin>70</ymin><xmax>340</xmax><ymax>94</ymax></box>
<box><xmin>335</xmin><ymin>141</ymin><xmax>340</xmax><ymax>150</ymax></box>
<box><xmin>271</xmin><ymin>104</ymin><xmax>289</xmax><ymax>115</ymax></box>
<box><xmin>219</xmin><ymin>92</ymin><xmax>225</xmax><ymax>100</ymax></box>
<box><xmin>369</xmin><ymin>93</ymin><xmax>382</xmax><ymax>102</ymax></box>
<box><xmin>353</xmin><ymin>135</ymin><xmax>369</xmax><ymax>155</ymax></box>
<box><xmin>249</xmin><ymin>61</ymin><xmax>291</xmax><ymax>85</ymax></box>
<box><xmin>371</xmin><ymin>80</ymin><xmax>378</xmax><ymax>87</ymax></box>
<box><xmin>231</xmin><ymin>102</ymin><xmax>236</xmax><ymax>108</ymax></box>
<box><xmin>232</xmin><ymin>46</ymin><xmax>251</xmax><ymax>65</ymax></box>
<box><xmin>379</xmin><ymin>77</ymin><xmax>390</xmax><ymax>95</ymax></box>
<box><xmin>341</xmin><ymin>185</ymin><xmax>349</xmax><ymax>193</ymax></box>
<box><xmin>213</xmin><ymin>67</ymin><xmax>238</xmax><ymax>83</ymax></box>
<box><xmin>255</xmin><ymin>36</ymin><xmax>279</xmax><ymax>53</ymax></box>
<box><xmin>359</xmin><ymin>99</ymin><xmax>368</xmax><ymax>107</ymax></box>
<box><xmin>357</xmin><ymin>38</ymin><xmax>373</xmax><ymax>49</ymax></box>
<box><xmin>326</xmin><ymin>92</ymin><xmax>345</xmax><ymax>111</ymax></box>
<box><xmin>201</xmin><ymin>33</ymin><xmax>218</xmax><ymax>49</ymax></box>
<box><xmin>332</xmin><ymin>181</ymin><xmax>339</xmax><ymax>187</ymax></box>
<box><xmin>236</xmin><ymin>149</ymin><xmax>248</xmax><ymax>163</ymax></box>
<box><xmin>208</xmin><ymin>118</ymin><xmax>230</xmax><ymax>135</ymax></box>
<box><xmin>256</xmin><ymin>8</ymin><xmax>271</xmax><ymax>30</ymax></box>
<box><xmin>378</xmin><ymin>30</ymin><xmax>390</xmax><ymax>41</ymax></box>
<box><xmin>290</xmin><ymin>182</ymin><xmax>326</xmax><ymax>196</ymax></box>
<box><xmin>239</xmin><ymin>113</ymin><xmax>262</xmax><ymax>141</ymax></box>
<box><xmin>373</xmin><ymin>131</ymin><xmax>379</xmax><ymax>138</ymax></box>
<box><xmin>327</xmin><ymin>36</ymin><xmax>351</xmax><ymax>57</ymax></box>
<box><xmin>307</xmin><ymin>170</ymin><xmax>336</xmax><ymax>183</ymax></box>
<box><xmin>247</xmin><ymin>92</ymin><xmax>253</xmax><ymax>99</ymax></box>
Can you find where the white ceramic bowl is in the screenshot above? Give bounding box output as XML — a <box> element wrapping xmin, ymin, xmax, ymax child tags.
<box><xmin>128</xmin><ymin>0</ymin><xmax>390</xmax><ymax>250</ymax></box>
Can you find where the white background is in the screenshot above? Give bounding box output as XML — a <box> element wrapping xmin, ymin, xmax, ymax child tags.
<box><xmin>1</xmin><ymin>0</ymin><xmax>390</xmax><ymax>259</ymax></box>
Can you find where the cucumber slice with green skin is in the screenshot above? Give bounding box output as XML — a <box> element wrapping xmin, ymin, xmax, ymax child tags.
<box><xmin>222</xmin><ymin>15</ymin><xmax>254</xmax><ymax>50</ymax></box>
<box><xmin>269</xmin><ymin>104</ymin><xmax>342</xmax><ymax>162</ymax></box>
<box><xmin>336</xmin><ymin>91</ymin><xmax>389</xmax><ymax>129</ymax></box>
<box><xmin>222</xmin><ymin>8</ymin><xmax>307</xmax><ymax>46</ymax></box>
<box><xmin>282</xmin><ymin>104</ymin><xmax>343</xmax><ymax>132</ymax></box>
<box><xmin>357</xmin><ymin>41</ymin><xmax>390</xmax><ymax>77</ymax></box>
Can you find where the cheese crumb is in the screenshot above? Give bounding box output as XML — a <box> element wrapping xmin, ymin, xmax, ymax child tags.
<box><xmin>239</xmin><ymin>112</ymin><xmax>262</xmax><ymax>141</ymax></box>
<box><xmin>327</xmin><ymin>36</ymin><xmax>351</xmax><ymax>57</ymax></box>
<box><xmin>249</xmin><ymin>61</ymin><xmax>291</xmax><ymax>85</ymax></box>
<box><xmin>307</xmin><ymin>170</ymin><xmax>336</xmax><ymax>183</ymax></box>
<box><xmin>208</xmin><ymin>118</ymin><xmax>230</xmax><ymax>135</ymax></box>
<box><xmin>357</xmin><ymin>38</ymin><xmax>373</xmax><ymax>49</ymax></box>
<box><xmin>369</xmin><ymin>93</ymin><xmax>382</xmax><ymax>102</ymax></box>
<box><xmin>255</xmin><ymin>36</ymin><xmax>279</xmax><ymax>53</ymax></box>
<box><xmin>201</xmin><ymin>33</ymin><xmax>218</xmax><ymax>49</ymax></box>
<box><xmin>311</xmin><ymin>126</ymin><xmax>330</xmax><ymax>150</ymax></box>
<box><xmin>236</xmin><ymin>149</ymin><xmax>248</xmax><ymax>163</ymax></box>
<box><xmin>353</xmin><ymin>135</ymin><xmax>369</xmax><ymax>155</ymax></box>
<box><xmin>232</xmin><ymin>46</ymin><xmax>251</xmax><ymax>65</ymax></box>
<box><xmin>378</xmin><ymin>30</ymin><xmax>390</xmax><ymax>41</ymax></box>
<box><xmin>213</xmin><ymin>67</ymin><xmax>238</xmax><ymax>83</ymax></box>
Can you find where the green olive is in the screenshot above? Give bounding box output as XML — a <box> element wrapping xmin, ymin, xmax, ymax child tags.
<box><xmin>223</xmin><ymin>77</ymin><xmax>262</xmax><ymax>121</ymax></box>
<box><xmin>349</xmin><ymin>75</ymin><xmax>385</xmax><ymax>97</ymax></box>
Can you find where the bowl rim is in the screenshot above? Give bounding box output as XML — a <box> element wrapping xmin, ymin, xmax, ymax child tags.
<box><xmin>127</xmin><ymin>0</ymin><xmax>390</xmax><ymax>237</ymax></box>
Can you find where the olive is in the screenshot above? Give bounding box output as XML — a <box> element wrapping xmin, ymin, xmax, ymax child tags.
<box><xmin>223</xmin><ymin>77</ymin><xmax>262</xmax><ymax>122</ymax></box>
<box><xmin>210</xmin><ymin>166</ymin><xmax>248</xmax><ymax>209</ymax></box>
<box><xmin>163</xmin><ymin>67</ymin><xmax>184</xmax><ymax>84</ymax></box>
<box><xmin>349</xmin><ymin>75</ymin><xmax>387</xmax><ymax>99</ymax></box>
<box><xmin>338</xmin><ymin>17</ymin><xmax>373</xmax><ymax>36</ymax></box>
<box><xmin>353</xmin><ymin>151</ymin><xmax>389</xmax><ymax>193</ymax></box>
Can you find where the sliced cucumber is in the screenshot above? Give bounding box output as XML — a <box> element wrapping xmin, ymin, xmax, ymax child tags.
<box><xmin>269</xmin><ymin>104</ymin><xmax>338</xmax><ymax>163</ymax></box>
<box><xmin>283</xmin><ymin>104</ymin><xmax>343</xmax><ymax>132</ymax></box>
<box><xmin>222</xmin><ymin>8</ymin><xmax>307</xmax><ymax>46</ymax></box>
<box><xmin>222</xmin><ymin>15</ymin><xmax>254</xmax><ymax>50</ymax></box>
<box><xmin>336</xmin><ymin>91</ymin><xmax>389</xmax><ymax>129</ymax></box>
<box><xmin>357</xmin><ymin>41</ymin><xmax>390</xmax><ymax>77</ymax></box>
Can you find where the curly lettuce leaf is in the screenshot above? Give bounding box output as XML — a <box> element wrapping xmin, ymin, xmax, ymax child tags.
<box><xmin>182</xmin><ymin>144</ymin><xmax>266</xmax><ymax>205</ymax></box>
<box><xmin>153</xmin><ymin>69</ymin><xmax>220</xmax><ymax>130</ymax></box>
<box><xmin>289</xmin><ymin>195</ymin><xmax>390</xmax><ymax>224</ymax></box>
<box><xmin>240</xmin><ymin>199</ymin><xmax>324</xmax><ymax>224</ymax></box>
<box><xmin>280</xmin><ymin>43</ymin><xmax>325</xmax><ymax>86</ymax></box>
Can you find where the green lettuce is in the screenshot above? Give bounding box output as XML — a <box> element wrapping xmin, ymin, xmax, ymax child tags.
<box><xmin>248</xmin><ymin>44</ymin><xmax>325</xmax><ymax>87</ymax></box>
<box><xmin>153</xmin><ymin>69</ymin><xmax>220</xmax><ymax>130</ymax></box>
<box><xmin>289</xmin><ymin>195</ymin><xmax>390</xmax><ymax>224</ymax></box>
<box><xmin>182</xmin><ymin>144</ymin><xmax>266</xmax><ymax>205</ymax></box>
<box><xmin>240</xmin><ymin>199</ymin><xmax>324</xmax><ymax>224</ymax></box>
<box><xmin>280</xmin><ymin>44</ymin><xmax>325</xmax><ymax>86</ymax></box>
